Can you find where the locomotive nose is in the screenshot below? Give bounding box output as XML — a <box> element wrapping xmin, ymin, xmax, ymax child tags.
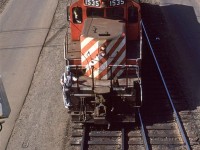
<box><xmin>81</xmin><ymin>18</ymin><xmax>126</xmax><ymax>79</ymax></box>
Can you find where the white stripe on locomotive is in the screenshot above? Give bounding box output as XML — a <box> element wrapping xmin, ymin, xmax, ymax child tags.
<box><xmin>81</xmin><ymin>36</ymin><xmax>94</xmax><ymax>49</ymax></box>
<box><xmin>81</xmin><ymin>41</ymin><xmax>98</xmax><ymax>63</ymax></box>
<box><xmin>102</xmin><ymin>50</ymin><xmax>126</xmax><ymax>79</ymax></box>
<box><xmin>93</xmin><ymin>37</ymin><xmax>126</xmax><ymax>79</ymax></box>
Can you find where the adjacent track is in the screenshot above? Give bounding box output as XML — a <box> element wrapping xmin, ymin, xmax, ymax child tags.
<box><xmin>141</xmin><ymin>20</ymin><xmax>191</xmax><ymax>150</ymax></box>
<box><xmin>141</xmin><ymin>3</ymin><xmax>200</xmax><ymax>150</ymax></box>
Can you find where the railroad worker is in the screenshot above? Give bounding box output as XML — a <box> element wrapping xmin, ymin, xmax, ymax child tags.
<box><xmin>60</xmin><ymin>66</ymin><xmax>77</xmax><ymax>109</ymax></box>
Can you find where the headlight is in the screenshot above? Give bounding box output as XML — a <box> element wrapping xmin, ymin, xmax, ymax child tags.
<box><xmin>100</xmin><ymin>46</ymin><xmax>106</xmax><ymax>57</ymax></box>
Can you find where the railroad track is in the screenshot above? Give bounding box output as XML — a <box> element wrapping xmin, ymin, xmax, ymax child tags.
<box><xmin>141</xmin><ymin>3</ymin><xmax>200</xmax><ymax>149</ymax></box>
<box><xmin>141</xmin><ymin>21</ymin><xmax>190</xmax><ymax>149</ymax></box>
<box><xmin>70</xmin><ymin>109</ymin><xmax>148</xmax><ymax>150</ymax></box>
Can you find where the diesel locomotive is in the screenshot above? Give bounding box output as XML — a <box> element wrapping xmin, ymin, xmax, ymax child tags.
<box><xmin>64</xmin><ymin>0</ymin><xmax>142</xmax><ymax>124</ymax></box>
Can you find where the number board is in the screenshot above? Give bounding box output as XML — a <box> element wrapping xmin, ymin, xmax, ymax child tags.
<box><xmin>109</xmin><ymin>0</ymin><xmax>125</xmax><ymax>6</ymax></box>
<box><xmin>84</xmin><ymin>0</ymin><xmax>100</xmax><ymax>7</ymax></box>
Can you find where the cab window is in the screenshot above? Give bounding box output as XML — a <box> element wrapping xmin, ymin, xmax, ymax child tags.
<box><xmin>72</xmin><ymin>7</ymin><xmax>82</xmax><ymax>24</ymax></box>
<box><xmin>87</xmin><ymin>8</ymin><xmax>104</xmax><ymax>17</ymax></box>
<box><xmin>106</xmin><ymin>7</ymin><xmax>124</xmax><ymax>20</ymax></box>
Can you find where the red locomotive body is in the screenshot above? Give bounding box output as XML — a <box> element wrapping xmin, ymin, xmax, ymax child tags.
<box><xmin>64</xmin><ymin>0</ymin><xmax>142</xmax><ymax>124</ymax></box>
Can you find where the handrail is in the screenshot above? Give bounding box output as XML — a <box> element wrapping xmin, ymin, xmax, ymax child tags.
<box><xmin>64</xmin><ymin>21</ymin><xmax>70</xmax><ymax>66</ymax></box>
<box><xmin>66</xmin><ymin>64</ymin><xmax>139</xmax><ymax>68</ymax></box>
<box><xmin>64</xmin><ymin>0</ymin><xmax>73</xmax><ymax>65</ymax></box>
<box><xmin>141</xmin><ymin>21</ymin><xmax>191</xmax><ymax>150</ymax></box>
<box><xmin>68</xmin><ymin>64</ymin><xmax>140</xmax><ymax>90</ymax></box>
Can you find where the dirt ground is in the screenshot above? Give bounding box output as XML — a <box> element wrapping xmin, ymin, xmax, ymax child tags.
<box><xmin>0</xmin><ymin>0</ymin><xmax>9</xmax><ymax>13</ymax></box>
<box><xmin>6</xmin><ymin>0</ymin><xmax>71</xmax><ymax>149</ymax></box>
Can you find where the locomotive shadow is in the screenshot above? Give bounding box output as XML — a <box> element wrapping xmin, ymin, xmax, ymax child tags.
<box><xmin>141</xmin><ymin>2</ymin><xmax>200</xmax><ymax>125</ymax></box>
<box><xmin>160</xmin><ymin>3</ymin><xmax>200</xmax><ymax>111</ymax></box>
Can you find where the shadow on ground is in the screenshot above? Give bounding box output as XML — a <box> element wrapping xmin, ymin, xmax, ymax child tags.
<box><xmin>141</xmin><ymin>2</ymin><xmax>200</xmax><ymax>124</ymax></box>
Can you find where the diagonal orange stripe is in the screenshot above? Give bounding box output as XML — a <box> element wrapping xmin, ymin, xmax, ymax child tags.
<box><xmin>98</xmin><ymin>54</ymin><xmax>126</xmax><ymax>80</ymax></box>
<box><xmin>81</xmin><ymin>38</ymin><xmax>97</xmax><ymax>54</ymax></box>
<box><xmin>85</xmin><ymin>37</ymin><xmax>124</xmax><ymax>76</ymax></box>
<box><xmin>107</xmin><ymin>37</ymin><xmax>124</xmax><ymax>57</ymax></box>
<box><xmin>84</xmin><ymin>56</ymin><xmax>108</xmax><ymax>76</ymax></box>
<box><xmin>96</xmin><ymin>66</ymin><xmax>108</xmax><ymax>79</ymax></box>
<box><xmin>84</xmin><ymin>40</ymin><xmax>110</xmax><ymax>75</ymax></box>
<box><xmin>111</xmin><ymin>58</ymin><xmax>126</xmax><ymax>78</ymax></box>
<box><xmin>109</xmin><ymin>45</ymin><xmax>126</xmax><ymax>66</ymax></box>
<box><xmin>82</xmin><ymin>48</ymin><xmax>99</xmax><ymax>66</ymax></box>
<box><xmin>97</xmin><ymin>44</ymin><xmax>126</xmax><ymax>79</ymax></box>
<box><xmin>83</xmin><ymin>37</ymin><xmax>125</xmax><ymax>79</ymax></box>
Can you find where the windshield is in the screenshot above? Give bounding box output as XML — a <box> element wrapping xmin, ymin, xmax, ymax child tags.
<box><xmin>86</xmin><ymin>7</ymin><xmax>124</xmax><ymax>20</ymax></box>
<box><xmin>106</xmin><ymin>7</ymin><xmax>124</xmax><ymax>19</ymax></box>
<box><xmin>87</xmin><ymin>8</ymin><xmax>104</xmax><ymax>17</ymax></box>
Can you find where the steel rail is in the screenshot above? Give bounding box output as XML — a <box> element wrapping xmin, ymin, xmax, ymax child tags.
<box><xmin>141</xmin><ymin>21</ymin><xmax>191</xmax><ymax>150</ymax></box>
<box><xmin>81</xmin><ymin>125</ymin><xmax>87</xmax><ymax>150</ymax></box>
<box><xmin>138</xmin><ymin>108</ymin><xmax>149</xmax><ymax>150</ymax></box>
<box><xmin>122</xmin><ymin>128</ymin><xmax>126</xmax><ymax>150</ymax></box>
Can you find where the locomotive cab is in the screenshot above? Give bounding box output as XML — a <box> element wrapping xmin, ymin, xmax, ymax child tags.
<box><xmin>64</xmin><ymin>0</ymin><xmax>142</xmax><ymax>124</ymax></box>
